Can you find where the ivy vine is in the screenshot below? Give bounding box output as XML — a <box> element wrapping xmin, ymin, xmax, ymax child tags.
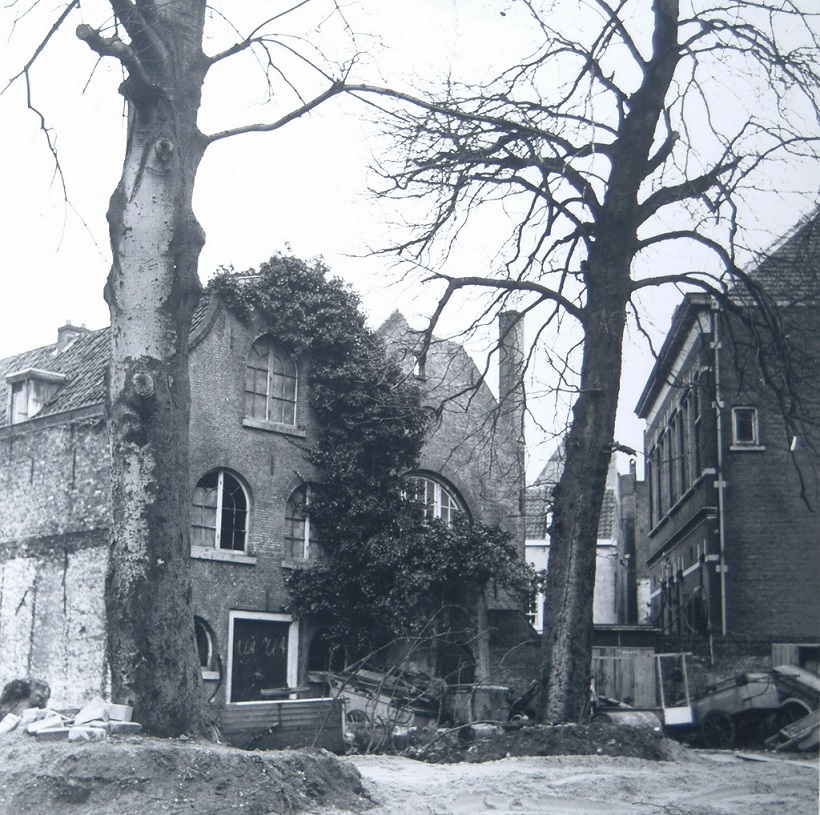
<box><xmin>208</xmin><ymin>255</ymin><xmax>529</xmax><ymax>663</ymax></box>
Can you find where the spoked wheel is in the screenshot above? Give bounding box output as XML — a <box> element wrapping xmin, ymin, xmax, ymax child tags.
<box><xmin>700</xmin><ymin>709</ymin><xmax>735</xmax><ymax>749</ymax></box>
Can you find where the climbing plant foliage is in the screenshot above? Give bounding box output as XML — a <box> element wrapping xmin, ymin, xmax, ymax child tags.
<box><xmin>209</xmin><ymin>255</ymin><xmax>529</xmax><ymax>661</ymax></box>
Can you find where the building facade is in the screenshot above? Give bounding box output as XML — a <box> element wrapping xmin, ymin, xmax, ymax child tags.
<box><xmin>0</xmin><ymin>295</ymin><xmax>525</xmax><ymax>708</ymax></box>
<box><xmin>635</xmin><ymin>212</ymin><xmax>820</xmax><ymax>645</ymax></box>
<box><xmin>524</xmin><ymin>448</ymin><xmax>649</xmax><ymax>632</ymax></box>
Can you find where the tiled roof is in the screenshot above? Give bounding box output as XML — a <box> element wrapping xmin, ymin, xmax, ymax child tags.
<box><xmin>0</xmin><ymin>296</ymin><xmax>214</xmax><ymax>424</ymax></box>
<box><xmin>744</xmin><ymin>207</ymin><xmax>820</xmax><ymax>306</ymax></box>
<box><xmin>525</xmin><ymin>482</ymin><xmax>617</xmax><ymax>542</ymax></box>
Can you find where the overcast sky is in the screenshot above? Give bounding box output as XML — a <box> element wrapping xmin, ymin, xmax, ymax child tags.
<box><xmin>1</xmin><ymin>1</ymin><xmax>817</xmax><ymax>480</ymax></box>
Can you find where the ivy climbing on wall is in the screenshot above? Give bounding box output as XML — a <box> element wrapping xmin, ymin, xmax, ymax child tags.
<box><xmin>209</xmin><ymin>256</ymin><xmax>529</xmax><ymax>663</ymax></box>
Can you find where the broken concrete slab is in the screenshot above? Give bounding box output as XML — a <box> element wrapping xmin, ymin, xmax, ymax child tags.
<box><xmin>68</xmin><ymin>725</ymin><xmax>107</xmax><ymax>742</ymax></box>
<box><xmin>74</xmin><ymin>696</ymin><xmax>109</xmax><ymax>725</ymax></box>
<box><xmin>0</xmin><ymin>713</ymin><xmax>20</xmax><ymax>735</ymax></box>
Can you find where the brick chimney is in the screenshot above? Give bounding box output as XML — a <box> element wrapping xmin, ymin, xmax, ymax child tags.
<box><xmin>57</xmin><ymin>321</ymin><xmax>88</xmax><ymax>352</ymax></box>
<box><xmin>498</xmin><ymin>310</ymin><xmax>527</xmax><ymax>555</ymax></box>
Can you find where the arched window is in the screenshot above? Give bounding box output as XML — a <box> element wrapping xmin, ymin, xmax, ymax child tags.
<box><xmin>285</xmin><ymin>484</ymin><xmax>321</xmax><ymax>559</ymax></box>
<box><xmin>194</xmin><ymin>616</ymin><xmax>219</xmax><ymax>680</ymax></box>
<box><xmin>192</xmin><ymin>469</ymin><xmax>248</xmax><ymax>551</ymax></box>
<box><xmin>406</xmin><ymin>473</ymin><xmax>465</xmax><ymax>524</ymax></box>
<box><xmin>246</xmin><ymin>335</ymin><xmax>298</xmax><ymax>425</ymax></box>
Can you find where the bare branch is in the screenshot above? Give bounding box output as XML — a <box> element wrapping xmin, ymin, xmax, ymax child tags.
<box><xmin>204</xmin><ymin>80</ymin><xmax>346</xmax><ymax>143</ymax></box>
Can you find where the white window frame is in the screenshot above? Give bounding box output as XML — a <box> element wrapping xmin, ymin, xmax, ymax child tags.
<box><xmin>194</xmin><ymin>616</ymin><xmax>220</xmax><ymax>682</ymax></box>
<box><xmin>407</xmin><ymin>474</ymin><xmax>465</xmax><ymax>525</ymax></box>
<box><xmin>225</xmin><ymin>611</ymin><xmax>299</xmax><ymax>704</ymax></box>
<box><xmin>191</xmin><ymin>469</ymin><xmax>253</xmax><ymax>561</ymax></box>
<box><xmin>285</xmin><ymin>484</ymin><xmax>318</xmax><ymax>560</ymax></box>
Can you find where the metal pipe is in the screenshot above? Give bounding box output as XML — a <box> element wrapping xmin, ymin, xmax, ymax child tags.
<box><xmin>711</xmin><ymin>298</ymin><xmax>728</xmax><ymax>636</ymax></box>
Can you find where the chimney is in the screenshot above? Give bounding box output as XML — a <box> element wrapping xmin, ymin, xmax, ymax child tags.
<box><xmin>498</xmin><ymin>311</ymin><xmax>527</xmax><ymax>554</ymax></box>
<box><xmin>57</xmin><ymin>320</ymin><xmax>88</xmax><ymax>352</ymax></box>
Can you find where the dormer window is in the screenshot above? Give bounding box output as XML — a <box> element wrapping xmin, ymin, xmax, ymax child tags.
<box><xmin>5</xmin><ymin>369</ymin><xmax>66</xmax><ymax>424</ymax></box>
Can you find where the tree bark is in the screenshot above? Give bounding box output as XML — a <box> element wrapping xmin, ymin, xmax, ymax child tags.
<box><xmin>539</xmin><ymin>0</ymin><xmax>681</xmax><ymax>723</ymax></box>
<box><xmin>101</xmin><ymin>0</ymin><xmax>209</xmax><ymax>736</ymax></box>
<box><xmin>539</xmin><ymin>269</ymin><xmax>629</xmax><ymax>722</ymax></box>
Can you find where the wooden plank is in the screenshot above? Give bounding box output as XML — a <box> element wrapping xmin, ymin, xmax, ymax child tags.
<box><xmin>219</xmin><ymin>699</ymin><xmax>345</xmax><ymax>753</ymax></box>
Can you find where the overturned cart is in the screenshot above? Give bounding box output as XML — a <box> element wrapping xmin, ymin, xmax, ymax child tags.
<box><xmin>323</xmin><ymin>668</ymin><xmax>512</xmax><ymax>726</ymax></box>
<box><xmin>656</xmin><ymin>655</ymin><xmax>819</xmax><ymax>749</ymax></box>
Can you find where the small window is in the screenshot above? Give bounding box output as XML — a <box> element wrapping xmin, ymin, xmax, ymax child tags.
<box><xmin>246</xmin><ymin>336</ymin><xmax>298</xmax><ymax>425</ymax></box>
<box><xmin>285</xmin><ymin>484</ymin><xmax>322</xmax><ymax>560</ymax></box>
<box><xmin>406</xmin><ymin>474</ymin><xmax>465</xmax><ymax>524</ymax></box>
<box><xmin>194</xmin><ymin>616</ymin><xmax>219</xmax><ymax>680</ymax></box>
<box><xmin>731</xmin><ymin>407</ymin><xmax>759</xmax><ymax>446</ymax></box>
<box><xmin>192</xmin><ymin>470</ymin><xmax>248</xmax><ymax>551</ymax></box>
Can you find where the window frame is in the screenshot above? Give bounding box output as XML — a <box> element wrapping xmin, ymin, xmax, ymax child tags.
<box><xmin>406</xmin><ymin>473</ymin><xmax>466</xmax><ymax>525</ymax></box>
<box><xmin>245</xmin><ymin>335</ymin><xmax>299</xmax><ymax>427</ymax></box>
<box><xmin>194</xmin><ymin>616</ymin><xmax>220</xmax><ymax>681</ymax></box>
<box><xmin>191</xmin><ymin>469</ymin><xmax>251</xmax><ymax>557</ymax></box>
<box><xmin>284</xmin><ymin>484</ymin><xmax>322</xmax><ymax>560</ymax></box>
<box><xmin>225</xmin><ymin>610</ymin><xmax>299</xmax><ymax>704</ymax></box>
<box><xmin>730</xmin><ymin>406</ymin><xmax>762</xmax><ymax>449</ymax></box>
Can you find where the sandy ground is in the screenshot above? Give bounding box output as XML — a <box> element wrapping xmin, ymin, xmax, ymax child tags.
<box><xmin>325</xmin><ymin>751</ymin><xmax>819</xmax><ymax>815</ymax></box>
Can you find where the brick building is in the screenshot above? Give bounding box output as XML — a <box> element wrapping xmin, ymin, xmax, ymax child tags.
<box><xmin>635</xmin><ymin>211</ymin><xmax>820</xmax><ymax>647</ymax></box>
<box><xmin>0</xmin><ymin>294</ymin><xmax>526</xmax><ymax>708</ymax></box>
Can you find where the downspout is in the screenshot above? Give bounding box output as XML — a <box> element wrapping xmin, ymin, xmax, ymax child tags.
<box><xmin>710</xmin><ymin>298</ymin><xmax>728</xmax><ymax>636</ymax></box>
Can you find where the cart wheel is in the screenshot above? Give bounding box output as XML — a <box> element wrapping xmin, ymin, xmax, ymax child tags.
<box><xmin>701</xmin><ymin>709</ymin><xmax>735</xmax><ymax>749</ymax></box>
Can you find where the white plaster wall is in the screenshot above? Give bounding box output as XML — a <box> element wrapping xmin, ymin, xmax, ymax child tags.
<box><xmin>0</xmin><ymin>558</ymin><xmax>37</xmax><ymax>683</ymax></box>
<box><xmin>0</xmin><ymin>550</ymin><xmax>108</xmax><ymax>708</ymax></box>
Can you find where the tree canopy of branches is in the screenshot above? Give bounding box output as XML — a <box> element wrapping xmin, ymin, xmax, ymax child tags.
<box><xmin>352</xmin><ymin>0</ymin><xmax>820</xmax><ymax>722</ymax></box>
<box><xmin>4</xmin><ymin>0</ymin><xmax>361</xmax><ymax>736</ymax></box>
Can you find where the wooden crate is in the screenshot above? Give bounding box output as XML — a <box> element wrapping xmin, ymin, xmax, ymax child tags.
<box><xmin>219</xmin><ymin>698</ymin><xmax>345</xmax><ymax>753</ymax></box>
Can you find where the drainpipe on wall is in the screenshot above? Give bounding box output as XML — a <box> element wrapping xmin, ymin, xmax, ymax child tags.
<box><xmin>711</xmin><ymin>298</ymin><xmax>728</xmax><ymax>636</ymax></box>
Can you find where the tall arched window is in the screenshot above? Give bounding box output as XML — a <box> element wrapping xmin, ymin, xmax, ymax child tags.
<box><xmin>285</xmin><ymin>484</ymin><xmax>322</xmax><ymax>559</ymax></box>
<box><xmin>406</xmin><ymin>473</ymin><xmax>465</xmax><ymax>524</ymax></box>
<box><xmin>192</xmin><ymin>469</ymin><xmax>248</xmax><ymax>551</ymax></box>
<box><xmin>246</xmin><ymin>335</ymin><xmax>298</xmax><ymax>425</ymax></box>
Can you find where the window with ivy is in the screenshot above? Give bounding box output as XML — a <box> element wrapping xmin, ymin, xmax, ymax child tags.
<box><xmin>406</xmin><ymin>474</ymin><xmax>464</xmax><ymax>524</ymax></box>
<box><xmin>246</xmin><ymin>335</ymin><xmax>298</xmax><ymax>425</ymax></box>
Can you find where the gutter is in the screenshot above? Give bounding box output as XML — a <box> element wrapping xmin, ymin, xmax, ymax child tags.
<box><xmin>711</xmin><ymin>298</ymin><xmax>728</xmax><ymax>636</ymax></box>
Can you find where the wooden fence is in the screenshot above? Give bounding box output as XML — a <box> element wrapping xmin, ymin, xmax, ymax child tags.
<box><xmin>592</xmin><ymin>646</ymin><xmax>656</xmax><ymax>708</ymax></box>
<box><xmin>219</xmin><ymin>697</ymin><xmax>345</xmax><ymax>753</ymax></box>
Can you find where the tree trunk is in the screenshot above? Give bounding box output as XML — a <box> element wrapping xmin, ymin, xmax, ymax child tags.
<box><xmin>539</xmin><ymin>270</ymin><xmax>629</xmax><ymax>723</ymax></box>
<box><xmin>102</xmin><ymin>1</ymin><xmax>209</xmax><ymax>736</ymax></box>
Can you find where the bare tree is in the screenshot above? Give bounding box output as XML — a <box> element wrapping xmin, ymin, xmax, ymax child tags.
<box><xmin>5</xmin><ymin>0</ymin><xmax>357</xmax><ymax>736</ymax></box>
<box><xmin>349</xmin><ymin>0</ymin><xmax>820</xmax><ymax>721</ymax></box>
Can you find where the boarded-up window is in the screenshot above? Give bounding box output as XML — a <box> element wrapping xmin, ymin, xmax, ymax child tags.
<box><xmin>229</xmin><ymin>614</ymin><xmax>296</xmax><ymax>703</ymax></box>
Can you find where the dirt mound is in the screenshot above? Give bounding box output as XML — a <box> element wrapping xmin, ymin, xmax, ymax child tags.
<box><xmin>351</xmin><ymin>721</ymin><xmax>689</xmax><ymax>763</ymax></box>
<box><xmin>0</xmin><ymin>732</ymin><xmax>369</xmax><ymax>815</ymax></box>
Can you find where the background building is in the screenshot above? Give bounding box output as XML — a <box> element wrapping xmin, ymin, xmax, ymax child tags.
<box><xmin>635</xmin><ymin>210</ymin><xmax>819</xmax><ymax>651</ymax></box>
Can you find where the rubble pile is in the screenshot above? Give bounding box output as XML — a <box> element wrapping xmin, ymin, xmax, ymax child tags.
<box><xmin>0</xmin><ymin>677</ymin><xmax>142</xmax><ymax>742</ymax></box>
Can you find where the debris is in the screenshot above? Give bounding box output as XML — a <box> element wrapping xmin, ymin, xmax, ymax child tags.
<box><xmin>26</xmin><ymin>713</ymin><xmax>68</xmax><ymax>734</ymax></box>
<box><xmin>0</xmin><ymin>714</ymin><xmax>20</xmax><ymax>735</ymax></box>
<box><xmin>0</xmin><ymin>677</ymin><xmax>51</xmax><ymax>718</ymax></box>
<box><xmin>68</xmin><ymin>725</ymin><xmax>108</xmax><ymax>742</ymax></box>
<box><xmin>0</xmin><ymin>686</ymin><xmax>141</xmax><ymax>743</ymax></box>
